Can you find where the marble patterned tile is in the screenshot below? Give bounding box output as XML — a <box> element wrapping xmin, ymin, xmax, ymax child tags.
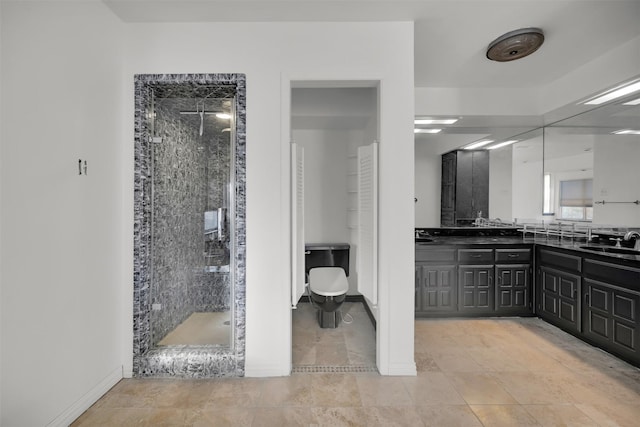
<box><xmin>415</xmin><ymin>405</ymin><xmax>483</xmax><ymax>427</ymax></box>
<box><xmin>522</xmin><ymin>404</ymin><xmax>600</xmax><ymax>427</ymax></box>
<box><xmin>469</xmin><ymin>404</ymin><xmax>542</xmax><ymax>427</ymax></box>
<box><xmin>446</xmin><ymin>372</ymin><xmax>518</xmax><ymax>404</ymax></box>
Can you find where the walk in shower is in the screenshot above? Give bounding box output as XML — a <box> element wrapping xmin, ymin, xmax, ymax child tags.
<box><xmin>133</xmin><ymin>74</ymin><xmax>246</xmax><ymax>377</ymax></box>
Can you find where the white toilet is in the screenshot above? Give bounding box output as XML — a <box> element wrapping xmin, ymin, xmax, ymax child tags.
<box><xmin>305</xmin><ymin>243</ymin><xmax>350</xmax><ymax>328</ymax></box>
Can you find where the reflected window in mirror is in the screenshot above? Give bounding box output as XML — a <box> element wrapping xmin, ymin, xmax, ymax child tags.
<box><xmin>558</xmin><ymin>178</ymin><xmax>593</xmax><ymax>221</ymax></box>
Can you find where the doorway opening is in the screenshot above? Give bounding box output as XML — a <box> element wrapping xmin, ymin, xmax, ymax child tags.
<box><xmin>289</xmin><ymin>82</ymin><xmax>380</xmax><ymax>373</ymax></box>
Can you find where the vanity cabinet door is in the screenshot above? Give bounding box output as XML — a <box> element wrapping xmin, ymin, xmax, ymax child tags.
<box><xmin>496</xmin><ymin>264</ymin><xmax>532</xmax><ymax>315</ymax></box>
<box><xmin>583</xmin><ymin>278</ymin><xmax>640</xmax><ymax>363</ymax></box>
<box><xmin>416</xmin><ymin>264</ymin><xmax>457</xmax><ymax>313</ymax></box>
<box><xmin>458</xmin><ymin>265</ymin><xmax>494</xmax><ymax>313</ymax></box>
<box><xmin>538</xmin><ymin>265</ymin><xmax>581</xmax><ymax>333</ymax></box>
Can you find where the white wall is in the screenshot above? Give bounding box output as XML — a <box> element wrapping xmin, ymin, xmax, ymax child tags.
<box><xmin>121</xmin><ymin>22</ymin><xmax>416</xmax><ymax>377</ymax></box>
<box><xmin>1</xmin><ymin>3</ymin><xmax>124</xmax><ymax>426</ymax></box>
<box><xmin>414</xmin><ymin>143</ymin><xmax>441</xmax><ymax>227</ymax></box>
<box><xmin>512</xmin><ymin>136</ymin><xmax>544</xmax><ymax>222</ymax></box>
<box><xmin>593</xmin><ymin>135</ymin><xmax>640</xmax><ymax>226</ymax></box>
<box><xmin>295</xmin><ymin>128</ymin><xmax>350</xmax><ymax>244</ymax></box>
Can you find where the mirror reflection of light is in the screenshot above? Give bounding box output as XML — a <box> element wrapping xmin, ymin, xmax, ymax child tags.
<box><xmin>487</xmin><ymin>140</ymin><xmax>518</xmax><ymax>150</ymax></box>
<box><xmin>216</xmin><ymin>113</ymin><xmax>232</xmax><ymax>119</ymax></box>
<box><xmin>414</xmin><ymin>128</ymin><xmax>442</xmax><ymax>133</ymax></box>
<box><xmin>612</xmin><ymin>129</ymin><xmax>640</xmax><ymax>135</ymax></box>
<box><xmin>464</xmin><ymin>139</ymin><xmax>493</xmax><ymax>150</ymax></box>
<box><xmin>583</xmin><ymin>79</ymin><xmax>640</xmax><ymax>105</ymax></box>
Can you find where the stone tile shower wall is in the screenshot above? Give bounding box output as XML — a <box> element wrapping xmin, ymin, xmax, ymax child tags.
<box><xmin>151</xmin><ymin>105</ymin><xmax>208</xmax><ymax>345</ymax></box>
<box><xmin>133</xmin><ymin>74</ymin><xmax>246</xmax><ymax>377</ymax></box>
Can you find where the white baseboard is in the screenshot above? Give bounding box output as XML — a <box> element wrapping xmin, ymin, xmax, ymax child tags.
<box><xmin>385</xmin><ymin>362</ymin><xmax>417</xmax><ymax>376</ymax></box>
<box><xmin>244</xmin><ymin>363</ymin><xmax>291</xmax><ymax>377</ymax></box>
<box><xmin>47</xmin><ymin>366</ymin><xmax>122</xmax><ymax>427</ymax></box>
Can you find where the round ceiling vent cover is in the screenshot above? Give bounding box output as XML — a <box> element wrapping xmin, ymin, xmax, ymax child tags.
<box><xmin>486</xmin><ymin>28</ymin><xmax>544</xmax><ymax>62</ymax></box>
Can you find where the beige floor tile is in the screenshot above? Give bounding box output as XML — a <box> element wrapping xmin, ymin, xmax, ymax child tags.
<box><xmin>402</xmin><ymin>372</ymin><xmax>466</xmax><ymax>405</ymax></box>
<box><xmin>251</xmin><ymin>407</ymin><xmax>316</xmax><ymax>427</ymax></box>
<box><xmin>356</xmin><ymin>375</ymin><xmax>413</xmax><ymax>406</ymax></box>
<box><xmin>368</xmin><ymin>406</ymin><xmax>426</xmax><ymax>426</ymax></box>
<box><xmin>414</xmin><ymin>351</ymin><xmax>441</xmax><ymax>374</ymax></box>
<box><xmin>429</xmin><ymin>348</ymin><xmax>484</xmax><ymax>372</ymax></box>
<box><xmin>259</xmin><ymin>376</ymin><xmax>315</xmax><ymax>407</ymax></box>
<box><xmin>522</xmin><ymin>404</ymin><xmax>600</xmax><ymax>427</ymax></box>
<box><xmin>310</xmin><ymin>407</ymin><xmax>375</xmax><ymax>427</ymax></box>
<box><xmin>72</xmin><ymin>317</ymin><xmax>640</xmax><ymax>427</ymax></box>
<box><xmin>490</xmin><ymin>371</ymin><xmax>576</xmax><ymax>404</ymax></box>
<box><xmin>189</xmin><ymin>407</ymin><xmax>255</xmax><ymax>427</ymax></box>
<box><xmin>157</xmin><ymin>311</ymin><xmax>230</xmax><ymax>346</ymax></box>
<box><xmin>209</xmin><ymin>377</ymin><xmax>264</xmax><ymax>407</ymax></box>
<box><xmin>311</xmin><ymin>374</ymin><xmax>362</xmax><ymax>407</ymax></box>
<box><xmin>465</xmin><ymin>347</ymin><xmax>529</xmax><ymax>372</ymax></box>
<box><xmin>470</xmin><ymin>404</ymin><xmax>542</xmax><ymax>427</ymax></box>
<box><xmin>415</xmin><ymin>404</ymin><xmax>483</xmax><ymax>427</ymax></box>
<box><xmin>315</xmin><ymin>341</ymin><xmax>350</xmax><ymax>365</ymax></box>
<box><xmin>446</xmin><ymin>372</ymin><xmax>518</xmax><ymax>404</ymax></box>
<box><xmin>575</xmin><ymin>402</ymin><xmax>640</xmax><ymax>427</ymax></box>
<box><xmin>71</xmin><ymin>407</ymin><xmax>154</xmax><ymax>426</ymax></box>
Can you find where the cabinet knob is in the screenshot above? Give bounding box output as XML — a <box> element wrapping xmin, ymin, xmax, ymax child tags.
<box><xmin>508</xmin><ymin>254</ymin><xmax>519</xmax><ymax>258</ymax></box>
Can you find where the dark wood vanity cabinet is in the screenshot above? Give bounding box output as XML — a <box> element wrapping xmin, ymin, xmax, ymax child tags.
<box><xmin>440</xmin><ymin>150</ymin><xmax>489</xmax><ymax>226</ymax></box>
<box><xmin>536</xmin><ymin>248</ymin><xmax>582</xmax><ymax>333</ymax></box>
<box><xmin>581</xmin><ymin>258</ymin><xmax>640</xmax><ymax>363</ymax></box>
<box><xmin>495</xmin><ymin>249</ymin><xmax>532</xmax><ymax>314</ymax></box>
<box><xmin>458</xmin><ymin>249</ymin><xmax>494</xmax><ymax>313</ymax></box>
<box><xmin>415</xmin><ymin>247</ymin><xmax>457</xmax><ymax>312</ymax></box>
<box><xmin>415</xmin><ymin>244</ymin><xmax>532</xmax><ymax>316</ymax></box>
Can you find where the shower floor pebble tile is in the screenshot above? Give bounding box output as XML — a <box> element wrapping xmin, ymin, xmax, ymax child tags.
<box><xmin>73</xmin><ymin>317</ymin><xmax>640</xmax><ymax>426</ymax></box>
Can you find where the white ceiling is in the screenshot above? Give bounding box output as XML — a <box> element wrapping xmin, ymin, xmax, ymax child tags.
<box><xmin>104</xmin><ymin>0</ymin><xmax>640</xmax><ymax>89</ymax></box>
<box><xmin>104</xmin><ymin>0</ymin><xmax>640</xmax><ymax>147</ymax></box>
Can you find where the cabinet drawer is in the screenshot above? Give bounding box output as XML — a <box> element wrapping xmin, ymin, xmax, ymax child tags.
<box><xmin>458</xmin><ymin>249</ymin><xmax>493</xmax><ymax>263</ymax></box>
<box><xmin>583</xmin><ymin>259</ymin><xmax>640</xmax><ymax>291</ymax></box>
<box><xmin>416</xmin><ymin>248</ymin><xmax>456</xmax><ymax>262</ymax></box>
<box><xmin>495</xmin><ymin>248</ymin><xmax>531</xmax><ymax>263</ymax></box>
<box><xmin>538</xmin><ymin>248</ymin><xmax>582</xmax><ymax>273</ymax></box>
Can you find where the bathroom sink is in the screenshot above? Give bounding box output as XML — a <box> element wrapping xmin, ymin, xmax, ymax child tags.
<box><xmin>580</xmin><ymin>246</ymin><xmax>640</xmax><ymax>256</ymax></box>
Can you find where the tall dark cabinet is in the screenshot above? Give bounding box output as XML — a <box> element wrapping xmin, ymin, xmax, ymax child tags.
<box><xmin>441</xmin><ymin>150</ymin><xmax>489</xmax><ymax>226</ymax></box>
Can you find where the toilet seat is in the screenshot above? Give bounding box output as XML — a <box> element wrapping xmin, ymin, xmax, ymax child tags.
<box><xmin>308</xmin><ymin>267</ymin><xmax>348</xmax><ymax>297</ymax></box>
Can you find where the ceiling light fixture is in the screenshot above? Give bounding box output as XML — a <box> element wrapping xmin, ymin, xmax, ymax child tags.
<box><xmin>487</xmin><ymin>140</ymin><xmax>518</xmax><ymax>150</ymax></box>
<box><xmin>486</xmin><ymin>28</ymin><xmax>544</xmax><ymax>62</ymax></box>
<box><xmin>612</xmin><ymin>129</ymin><xmax>640</xmax><ymax>135</ymax></box>
<box><xmin>414</xmin><ymin>128</ymin><xmax>442</xmax><ymax>134</ymax></box>
<box><xmin>583</xmin><ymin>80</ymin><xmax>640</xmax><ymax>105</ymax></box>
<box><xmin>464</xmin><ymin>140</ymin><xmax>494</xmax><ymax>150</ymax></box>
<box><xmin>414</xmin><ymin>118</ymin><xmax>459</xmax><ymax>125</ymax></box>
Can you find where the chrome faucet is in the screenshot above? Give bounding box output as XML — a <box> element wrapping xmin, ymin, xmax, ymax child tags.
<box><xmin>623</xmin><ymin>231</ymin><xmax>640</xmax><ymax>251</ymax></box>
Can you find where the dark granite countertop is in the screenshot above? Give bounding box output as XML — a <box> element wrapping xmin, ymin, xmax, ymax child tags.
<box><xmin>415</xmin><ymin>234</ymin><xmax>640</xmax><ymax>264</ymax></box>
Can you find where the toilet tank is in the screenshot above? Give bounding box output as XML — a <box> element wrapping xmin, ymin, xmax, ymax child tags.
<box><xmin>305</xmin><ymin>243</ymin><xmax>350</xmax><ymax>277</ymax></box>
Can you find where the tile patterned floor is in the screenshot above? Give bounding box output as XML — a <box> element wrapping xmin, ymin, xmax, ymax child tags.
<box><xmin>292</xmin><ymin>302</ymin><xmax>376</xmax><ymax>370</ymax></box>
<box><xmin>72</xmin><ymin>317</ymin><xmax>640</xmax><ymax>426</ymax></box>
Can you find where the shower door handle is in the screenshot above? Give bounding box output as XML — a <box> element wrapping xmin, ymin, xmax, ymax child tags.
<box><xmin>218</xmin><ymin>207</ymin><xmax>225</xmax><ymax>242</ymax></box>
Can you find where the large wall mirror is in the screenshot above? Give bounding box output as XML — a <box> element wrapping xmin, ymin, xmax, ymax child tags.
<box><xmin>415</xmin><ymin>79</ymin><xmax>640</xmax><ymax>228</ymax></box>
<box><xmin>543</xmin><ymin>90</ymin><xmax>640</xmax><ymax>227</ymax></box>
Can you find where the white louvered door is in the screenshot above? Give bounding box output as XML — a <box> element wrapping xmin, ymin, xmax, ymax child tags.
<box><xmin>357</xmin><ymin>142</ymin><xmax>378</xmax><ymax>306</ymax></box>
<box><xmin>291</xmin><ymin>143</ymin><xmax>306</xmax><ymax>308</ymax></box>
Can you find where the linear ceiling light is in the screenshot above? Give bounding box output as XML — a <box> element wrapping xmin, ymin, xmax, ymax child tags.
<box><xmin>583</xmin><ymin>80</ymin><xmax>640</xmax><ymax>105</ymax></box>
<box><xmin>487</xmin><ymin>140</ymin><xmax>518</xmax><ymax>150</ymax></box>
<box><xmin>612</xmin><ymin>129</ymin><xmax>640</xmax><ymax>135</ymax></box>
<box><xmin>623</xmin><ymin>97</ymin><xmax>640</xmax><ymax>106</ymax></box>
<box><xmin>464</xmin><ymin>140</ymin><xmax>494</xmax><ymax>150</ymax></box>
<box><xmin>414</xmin><ymin>128</ymin><xmax>442</xmax><ymax>134</ymax></box>
<box><xmin>414</xmin><ymin>118</ymin><xmax>458</xmax><ymax>125</ymax></box>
